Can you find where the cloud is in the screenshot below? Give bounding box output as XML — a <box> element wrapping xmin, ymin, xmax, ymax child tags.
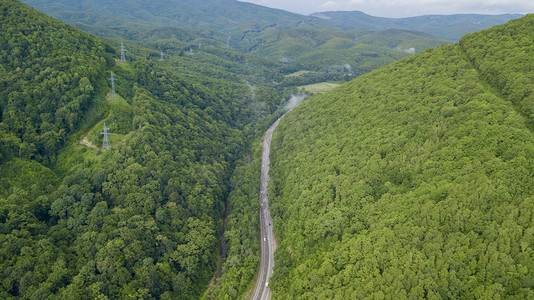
<box><xmin>284</xmin><ymin>94</ymin><xmax>307</xmax><ymax>111</ymax></box>
<box><xmin>240</xmin><ymin>0</ymin><xmax>534</xmax><ymax>17</ymax></box>
<box><xmin>318</xmin><ymin>1</ymin><xmax>339</xmax><ymax>10</ymax></box>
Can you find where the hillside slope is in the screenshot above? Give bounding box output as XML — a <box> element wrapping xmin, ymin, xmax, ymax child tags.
<box><xmin>269</xmin><ymin>15</ymin><xmax>534</xmax><ymax>298</ymax></box>
<box><xmin>0</xmin><ymin>0</ymin><xmax>113</xmax><ymax>165</ymax></box>
<box><xmin>0</xmin><ymin>0</ymin><xmax>284</xmax><ymax>298</ymax></box>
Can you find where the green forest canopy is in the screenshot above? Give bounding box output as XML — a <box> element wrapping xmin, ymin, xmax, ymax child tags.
<box><xmin>2</xmin><ymin>0</ymin><xmax>533</xmax><ymax>299</ymax></box>
<box><xmin>269</xmin><ymin>14</ymin><xmax>534</xmax><ymax>299</ymax></box>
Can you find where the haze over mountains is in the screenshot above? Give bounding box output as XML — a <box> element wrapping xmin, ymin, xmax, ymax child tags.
<box><xmin>312</xmin><ymin>11</ymin><xmax>524</xmax><ymax>40</ymax></box>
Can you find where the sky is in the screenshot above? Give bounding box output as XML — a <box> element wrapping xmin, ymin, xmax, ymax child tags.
<box><xmin>239</xmin><ymin>0</ymin><xmax>533</xmax><ymax>18</ymax></box>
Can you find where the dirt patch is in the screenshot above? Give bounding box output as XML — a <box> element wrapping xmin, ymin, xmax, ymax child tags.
<box><xmin>247</xmin><ymin>151</ymin><xmax>252</xmax><ymax>165</ymax></box>
<box><xmin>80</xmin><ymin>136</ymin><xmax>98</xmax><ymax>150</ymax></box>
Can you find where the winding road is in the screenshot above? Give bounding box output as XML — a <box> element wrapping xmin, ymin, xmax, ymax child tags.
<box><xmin>252</xmin><ymin>117</ymin><xmax>282</xmax><ymax>300</ymax></box>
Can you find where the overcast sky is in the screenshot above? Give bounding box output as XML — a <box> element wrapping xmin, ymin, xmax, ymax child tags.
<box><xmin>239</xmin><ymin>0</ymin><xmax>533</xmax><ymax>17</ymax></box>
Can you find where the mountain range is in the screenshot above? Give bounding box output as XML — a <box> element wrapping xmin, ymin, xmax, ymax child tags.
<box><xmin>312</xmin><ymin>10</ymin><xmax>523</xmax><ymax>40</ymax></box>
<box><xmin>21</xmin><ymin>0</ymin><xmax>329</xmax><ymax>45</ymax></box>
<box><xmin>24</xmin><ymin>0</ymin><xmax>523</xmax><ymax>44</ymax></box>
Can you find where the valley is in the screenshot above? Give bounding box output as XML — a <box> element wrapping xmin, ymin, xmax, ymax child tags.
<box><xmin>252</xmin><ymin>116</ymin><xmax>282</xmax><ymax>300</ymax></box>
<box><xmin>1</xmin><ymin>0</ymin><xmax>532</xmax><ymax>299</ymax></box>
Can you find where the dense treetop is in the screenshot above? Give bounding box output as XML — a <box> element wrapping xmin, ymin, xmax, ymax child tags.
<box><xmin>459</xmin><ymin>16</ymin><xmax>534</xmax><ymax>119</ymax></box>
<box><xmin>269</xmin><ymin>14</ymin><xmax>534</xmax><ymax>298</ymax></box>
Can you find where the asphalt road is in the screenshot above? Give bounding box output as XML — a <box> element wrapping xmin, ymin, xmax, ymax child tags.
<box><xmin>251</xmin><ymin>117</ymin><xmax>282</xmax><ymax>300</ymax></box>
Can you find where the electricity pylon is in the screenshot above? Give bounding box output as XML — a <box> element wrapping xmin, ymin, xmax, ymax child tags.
<box><xmin>109</xmin><ymin>72</ymin><xmax>116</xmax><ymax>98</ymax></box>
<box><xmin>101</xmin><ymin>123</ymin><xmax>112</xmax><ymax>149</ymax></box>
<box><xmin>119</xmin><ymin>42</ymin><xmax>127</xmax><ymax>62</ymax></box>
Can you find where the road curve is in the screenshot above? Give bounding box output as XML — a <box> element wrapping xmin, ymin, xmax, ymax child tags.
<box><xmin>252</xmin><ymin>117</ymin><xmax>282</xmax><ymax>300</ymax></box>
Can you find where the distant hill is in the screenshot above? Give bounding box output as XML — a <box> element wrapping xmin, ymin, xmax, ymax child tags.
<box><xmin>21</xmin><ymin>0</ymin><xmax>332</xmax><ymax>48</ymax></box>
<box><xmin>312</xmin><ymin>10</ymin><xmax>523</xmax><ymax>40</ymax></box>
<box><xmin>255</xmin><ymin>27</ymin><xmax>447</xmax><ymax>70</ymax></box>
<box><xmin>269</xmin><ymin>15</ymin><xmax>534</xmax><ymax>298</ymax></box>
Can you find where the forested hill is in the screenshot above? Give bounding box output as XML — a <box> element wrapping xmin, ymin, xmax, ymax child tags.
<box><xmin>0</xmin><ymin>0</ymin><xmax>114</xmax><ymax>165</ymax></box>
<box><xmin>269</xmin><ymin>14</ymin><xmax>534</xmax><ymax>298</ymax></box>
<box><xmin>0</xmin><ymin>0</ymin><xmax>279</xmax><ymax>298</ymax></box>
<box><xmin>255</xmin><ymin>27</ymin><xmax>446</xmax><ymax>72</ymax></box>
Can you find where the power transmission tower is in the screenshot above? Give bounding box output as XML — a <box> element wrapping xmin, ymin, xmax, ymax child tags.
<box><xmin>100</xmin><ymin>122</ymin><xmax>112</xmax><ymax>149</ymax></box>
<box><xmin>109</xmin><ymin>71</ymin><xmax>116</xmax><ymax>98</ymax></box>
<box><xmin>160</xmin><ymin>50</ymin><xmax>164</xmax><ymax>61</ymax></box>
<box><xmin>119</xmin><ymin>42</ymin><xmax>127</xmax><ymax>62</ymax></box>
<box><xmin>198</xmin><ymin>41</ymin><xmax>202</xmax><ymax>49</ymax></box>
<box><xmin>227</xmin><ymin>36</ymin><xmax>231</xmax><ymax>47</ymax></box>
